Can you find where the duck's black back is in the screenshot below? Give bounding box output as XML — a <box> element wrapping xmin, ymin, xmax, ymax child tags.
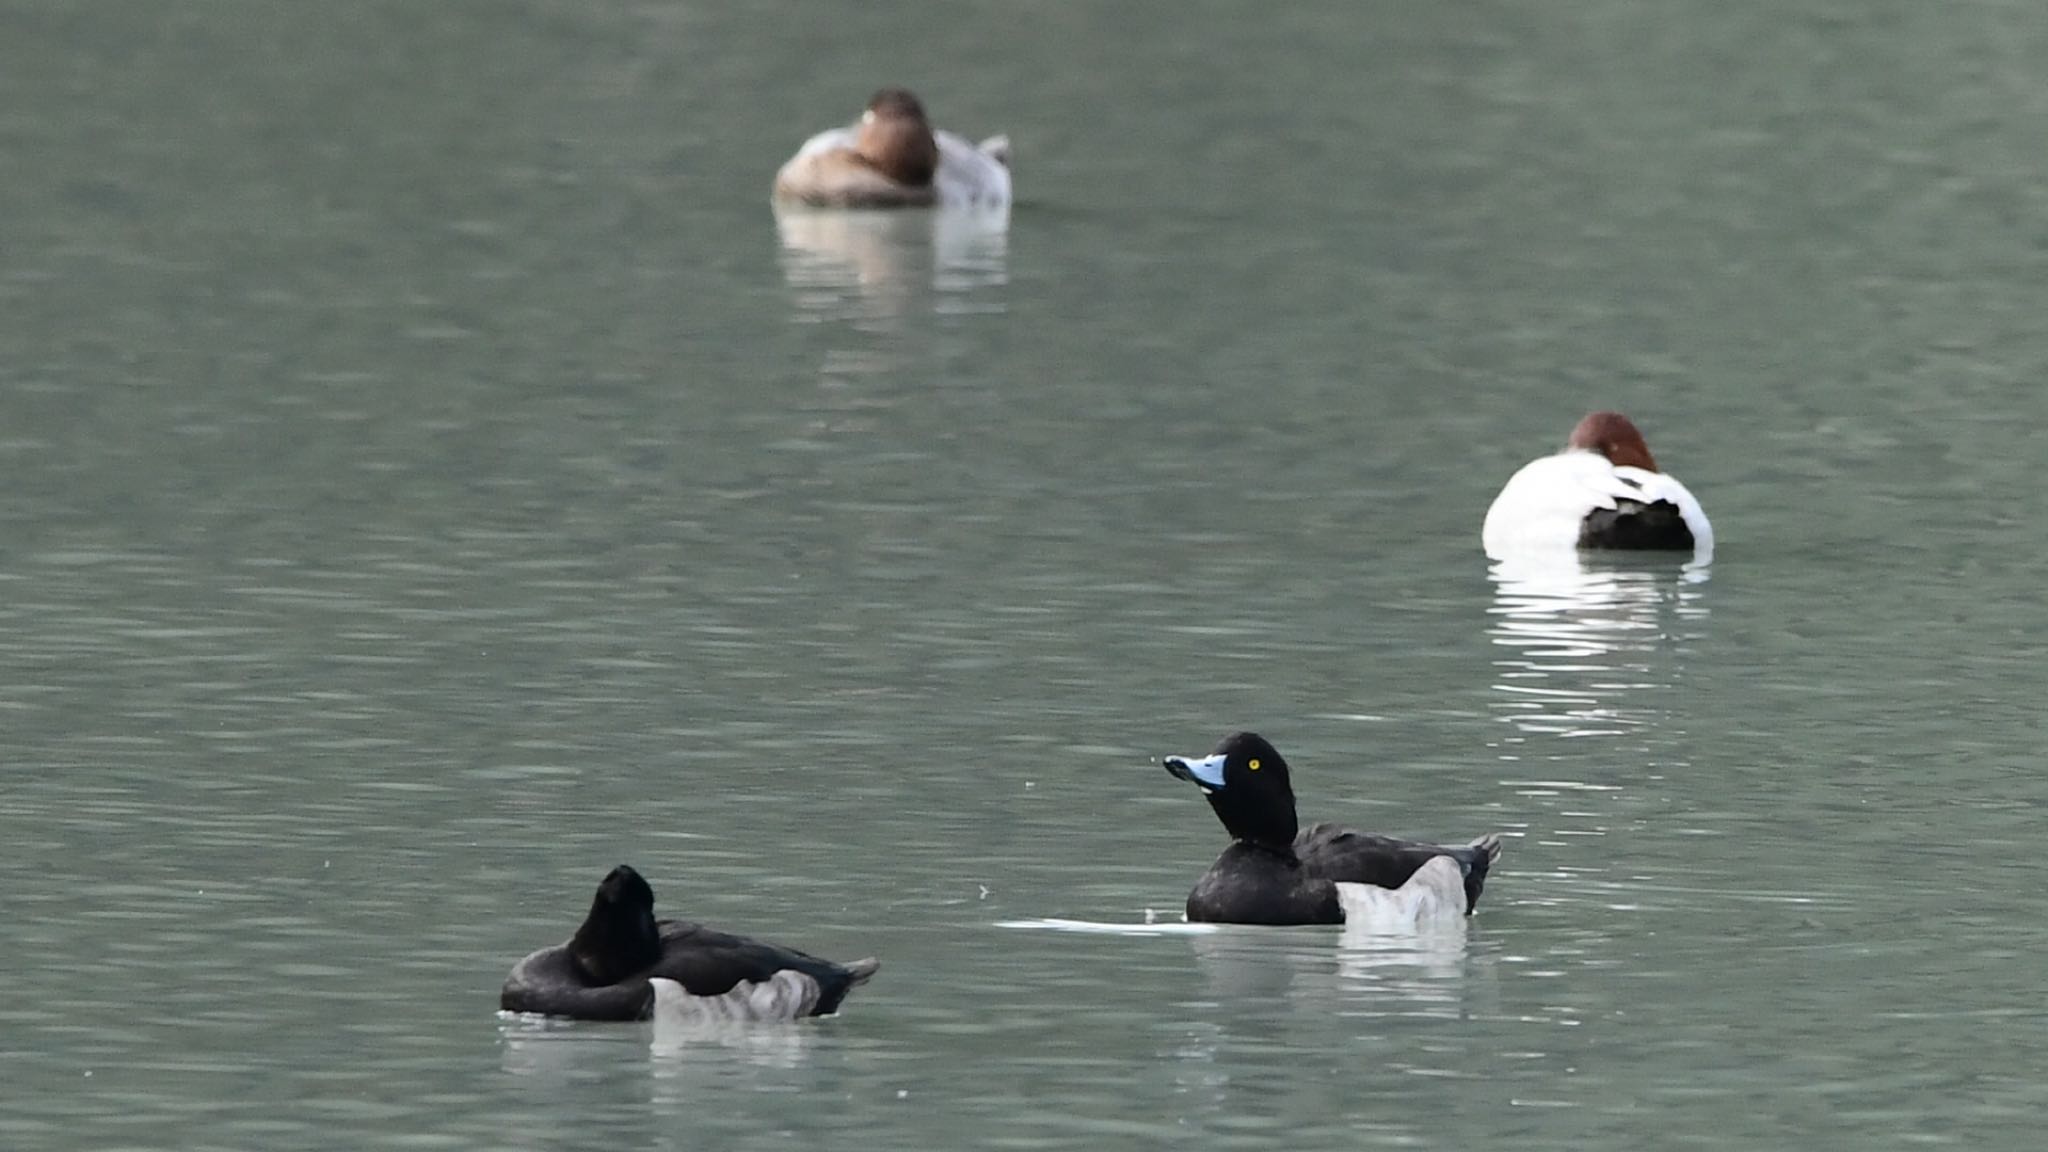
<box><xmin>650</xmin><ymin>920</ymin><xmax>870</xmax><ymax>1015</ymax></box>
<box><xmin>1185</xmin><ymin>843</ymin><xmax>1343</xmax><ymax>925</ymax></box>
<box><xmin>1295</xmin><ymin>823</ymin><xmax>1492</xmax><ymax>910</ymax></box>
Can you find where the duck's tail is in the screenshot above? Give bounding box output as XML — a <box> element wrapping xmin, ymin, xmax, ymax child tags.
<box><xmin>810</xmin><ymin>956</ymin><xmax>879</xmax><ymax>1017</ymax></box>
<box><xmin>978</xmin><ymin>135</ymin><xmax>1011</xmax><ymax>168</ymax></box>
<box><xmin>1452</xmin><ymin>834</ymin><xmax>1504</xmax><ymax>913</ymax></box>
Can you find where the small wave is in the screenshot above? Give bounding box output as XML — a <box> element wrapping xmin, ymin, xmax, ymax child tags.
<box><xmin>994</xmin><ymin>917</ymin><xmax>1222</xmax><ymax>936</ymax></box>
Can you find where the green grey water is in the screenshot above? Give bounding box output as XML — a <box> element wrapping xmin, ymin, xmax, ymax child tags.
<box><xmin>5</xmin><ymin>1</ymin><xmax>2048</xmax><ymax>1147</ymax></box>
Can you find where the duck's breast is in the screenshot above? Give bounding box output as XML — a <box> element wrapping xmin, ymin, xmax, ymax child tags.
<box><xmin>498</xmin><ymin>943</ymin><xmax>655</xmax><ymax>1020</ymax></box>
<box><xmin>1186</xmin><ymin>845</ymin><xmax>1342</xmax><ymax>925</ymax></box>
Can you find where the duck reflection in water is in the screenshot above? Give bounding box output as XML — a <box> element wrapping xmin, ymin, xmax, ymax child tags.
<box><xmin>773</xmin><ymin>204</ymin><xmax>1009</xmax><ymax>328</ymax></box>
<box><xmin>1487</xmin><ymin>550</ymin><xmax>1710</xmax><ymax>740</ymax></box>
<box><xmin>648</xmin><ymin>979</ymin><xmax>816</xmax><ymax>1071</ymax></box>
<box><xmin>1183</xmin><ymin>916</ymin><xmax>1471</xmax><ymax>1007</ymax></box>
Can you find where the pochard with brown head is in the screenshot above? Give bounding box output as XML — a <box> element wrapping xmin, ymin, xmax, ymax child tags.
<box><xmin>853</xmin><ymin>88</ymin><xmax>940</xmax><ymax>187</ymax></box>
<box><xmin>772</xmin><ymin>87</ymin><xmax>1012</xmax><ymax>209</ymax></box>
<box><xmin>1483</xmin><ymin>410</ymin><xmax>1713</xmax><ymax>557</ymax></box>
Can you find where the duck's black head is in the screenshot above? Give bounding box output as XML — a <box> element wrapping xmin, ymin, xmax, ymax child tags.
<box><xmin>569</xmin><ymin>864</ymin><xmax>661</xmax><ymax>986</ymax></box>
<box><xmin>1161</xmin><ymin>732</ymin><xmax>1299</xmax><ymax>852</ymax></box>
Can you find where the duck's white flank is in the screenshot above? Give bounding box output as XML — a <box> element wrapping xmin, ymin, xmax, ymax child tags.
<box><xmin>648</xmin><ymin>972</ymin><xmax>821</xmax><ymax>1025</ymax></box>
<box><xmin>1335</xmin><ymin>855</ymin><xmax>1471</xmax><ymax>930</ymax></box>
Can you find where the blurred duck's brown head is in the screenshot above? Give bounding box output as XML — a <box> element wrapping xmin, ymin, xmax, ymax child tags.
<box><xmin>1567</xmin><ymin>410</ymin><xmax>1660</xmax><ymax>473</ymax></box>
<box><xmin>854</xmin><ymin>88</ymin><xmax>939</xmax><ymax>187</ymax></box>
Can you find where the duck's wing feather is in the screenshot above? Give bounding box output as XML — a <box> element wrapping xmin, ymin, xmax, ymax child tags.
<box><xmin>1297</xmin><ymin>824</ymin><xmax>1502</xmax><ymax>912</ymax></box>
<box><xmin>1295</xmin><ymin>823</ymin><xmax>1456</xmax><ymax>887</ymax></box>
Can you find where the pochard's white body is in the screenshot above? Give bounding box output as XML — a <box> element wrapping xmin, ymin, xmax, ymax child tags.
<box><xmin>778</xmin><ymin>125</ymin><xmax>1011</xmax><ymax>209</ymax></box>
<box><xmin>1483</xmin><ymin>449</ymin><xmax>1713</xmax><ymax>558</ymax></box>
<box><xmin>1482</xmin><ymin>412</ymin><xmax>1712</xmax><ymax>561</ymax></box>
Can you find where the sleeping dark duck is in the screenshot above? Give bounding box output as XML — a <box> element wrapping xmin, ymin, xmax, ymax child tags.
<box><xmin>1160</xmin><ymin>732</ymin><xmax>1503</xmax><ymax>926</ymax></box>
<box><xmin>500</xmin><ymin>865</ymin><xmax>878</xmax><ymax>1022</ymax></box>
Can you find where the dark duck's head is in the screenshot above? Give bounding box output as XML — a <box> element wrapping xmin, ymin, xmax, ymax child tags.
<box><xmin>569</xmin><ymin>864</ymin><xmax>661</xmax><ymax>986</ymax></box>
<box><xmin>1162</xmin><ymin>731</ymin><xmax>1300</xmax><ymax>854</ymax></box>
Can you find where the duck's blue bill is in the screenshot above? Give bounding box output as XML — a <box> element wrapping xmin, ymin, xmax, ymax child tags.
<box><xmin>1162</xmin><ymin>753</ymin><xmax>1227</xmax><ymax>790</ymax></box>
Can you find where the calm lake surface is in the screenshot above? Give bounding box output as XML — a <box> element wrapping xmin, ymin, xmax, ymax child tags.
<box><xmin>6</xmin><ymin>2</ymin><xmax>2048</xmax><ymax>1148</ymax></box>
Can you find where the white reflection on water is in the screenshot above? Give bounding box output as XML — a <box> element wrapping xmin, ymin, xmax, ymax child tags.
<box><xmin>994</xmin><ymin>917</ymin><xmax>1222</xmax><ymax>936</ymax></box>
<box><xmin>497</xmin><ymin>1007</ymin><xmax>813</xmax><ymax>1076</ymax></box>
<box><xmin>1487</xmin><ymin>552</ymin><xmax>1710</xmax><ymax>740</ymax></box>
<box><xmin>1158</xmin><ymin>925</ymin><xmax>1495</xmax><ymax>1127</ymax></box>
<box><xmin>650</xmin><ymin>1014</ymin><xmax>814</xmax><ymax>1070</ymax></box>
<box><xmin>496</xmin><ymin>1010</ymin><xmax>819</xmax><ymax>1147</ymax></box>
<box><xmin>998</xmin><ymin>916</ymin><xmax>1475</xmax><ymax>1014</ymax></box>
<box><xmin>1334</xmin><ymin>915</ymin><xmax>1469</xmax><ymax>1002</ymax></box>
<box><xmin>773</xmin><ymin>205</ymin><xmax>1009</xmax><ymax>326</ymax></box>
<box><xmin>1186</xmin><ymin>924</ymin><xmax>1472</xmax><ymax>1015</ymax></box>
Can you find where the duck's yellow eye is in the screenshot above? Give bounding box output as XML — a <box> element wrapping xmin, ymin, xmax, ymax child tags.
<box><xmin>1248</xmin><ymin>759</ymin><xmax>1261</xmax><ymax>771</ymax></box>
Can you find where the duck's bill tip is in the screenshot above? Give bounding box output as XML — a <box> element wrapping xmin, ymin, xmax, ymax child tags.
<box><xmin>1161</xmin><ymin>753</ymin><xmax>1226</xmax><ymax>790</ymax></box>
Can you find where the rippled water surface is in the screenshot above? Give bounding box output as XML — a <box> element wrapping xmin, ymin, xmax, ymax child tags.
<box><xmin>7</xmin><ymin>2</ymin><xmax>2048</xmax><ymax>1148</ymax></box>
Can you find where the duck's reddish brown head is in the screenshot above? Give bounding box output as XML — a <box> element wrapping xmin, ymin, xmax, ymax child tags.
<box><xmin>855</xmin><ymin>88</ymin><xmax>939</xmax><ymax>187</ymax></box>
<box><xmin>1567</xmin><ymin>411</ymin><xmax>1659</xmax><ymax>472</ymax></box>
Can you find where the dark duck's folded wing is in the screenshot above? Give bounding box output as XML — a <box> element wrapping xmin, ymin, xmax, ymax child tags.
<box><xmin>1296</xmin><ymin>823</ymin><xmax>1503</xmax><ymax>912</ymax></box>
<box><xmin>651</xmin><ymin>921</ymin><xmax>879</xmax><ymax>1017</ymax></box>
